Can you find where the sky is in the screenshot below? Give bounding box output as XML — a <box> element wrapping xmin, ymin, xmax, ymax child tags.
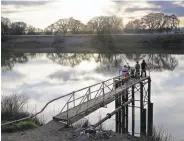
<box><xmin>1</xmin><ymin>54</ymin><xmax>184</xmax><ymax>140</ymax></box>
<box><xmin>1</xmin><ymin>0</ymin><xmax>184</xmax><ymax>29</ymax></box>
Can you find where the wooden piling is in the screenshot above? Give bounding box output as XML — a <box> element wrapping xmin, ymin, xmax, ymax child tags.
<box><xmin>132</xmin><ymin>86</ymin><xmax>135</xmax><ymax>136</ymax></box>
<box><xmin>140</xmin><ymin>82</ymin><xmax>144</xmax><ymax>136</ymax></box>
<box><xmin>148</xmin><ymin>103</ymin><xmax>153</xmax><ymax>136</ymax></box>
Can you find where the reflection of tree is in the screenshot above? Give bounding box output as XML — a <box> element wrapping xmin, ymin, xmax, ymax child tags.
<box><xmin>46</xmin><ymin>53</ymin><xmax>94</xmax><ymax>67</ymax></box>
<box><xmin>46</xmin><ymin>53</ymin><xmax>178</xmax><ymax>72</ymax></box>
<box><xmin>125</xmin><ymin>54</ymin><xmax>178</xmax><ymax>71</ymax></box>
<box><xmin>124</xmin><ymin>54</ymin><xmax>146</xmax><ymax>62</ymax></box>
<box><xmin>146</xmin><ymin>54</ymin><xmax>178</xmax><ymax>71</ymax></box>
<box><xmin>95</xmin><ymin>54</ymin><xmax>126</xmax><ymax>72</ymax></box>
<box><xmin>1</xmin><ymin>48</ymin><xmax>37</xmax><ymax>71</ymax></box>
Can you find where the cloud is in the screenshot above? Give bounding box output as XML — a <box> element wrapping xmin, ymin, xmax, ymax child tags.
<box><xmin>148</xmin><ymin>1</ymin><xmax>184</xmax><ymax>16</ymax></box>
<box><xmin>124</xmin><ymin>7</ymin><xmax>159</xmax><ymax>13</ymax></box>
<box><xmin>114</xmin><ymin>1</ymin><xmax>184</xmax><ymax>25</ymax></box>
<box><xmin>124</xmin><ymin>1</ymin><xmax>184</xmax><ymax>17</ymax></box>
<box><xmin>1</xmin><ymin>1</ymin><xmax>52</xmax><ymax>15</ymax></box>
<box><xmin>2</xmin><ymin>0</ymin><xmax>184</xmax><ymax>28</ymax></box>
<box><xmin>1</xmin><ymin>1</ymin><xmax>51</xmax><ymax>7</ymax></box>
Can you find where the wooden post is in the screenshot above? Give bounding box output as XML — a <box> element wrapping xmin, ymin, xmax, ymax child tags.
<box><xmin>148</xmin><ymin>103</ymin><xmax>153</xmax><ymax>136</ymax></box>
<box><xmin>140</xmin><ymin>82</ymin><xmax>144</xmax><ymax>136</ymax></box>
<box><xmin>147</xmin><ymin>77</ymin><xmax>151</xmax><ymax>103</ymax></box>
<box><xmin>115</xmin><ymin>80</ymin><xmax>119</xmax><ymax>133</ymax></box>
<box><xmin>142</xmin><ymin>108</ymin><xmax>146</xmax><ymax>136</ymax></box>
<box><xmin>118</xmin><ymin>94</ymin><xmax>122</xmax><ymax>133</ymax></box>
<box><xmin>125</xmin><ymin>89</ymin><xmax>129</xmax><ymax>133</ymax></box>
<box><xmin>132</xmin><ymin>86</ymin><xmax>135</xmax><ymax>136</ymax></box>
<box><xmin>121</xmin><ymin>91</ymin><xmax>125</xmax><ymax>134</ymax></box>
<box><xmin>115</xmin><ymin>95</ymin><xmax>118</xmax><ymax>133</ymax></box>
<box><xmin>102</xmin><ymin>82</ymin><xmax>105</xmax><ymax>106</ymax></box>
<box><xmin>147</xmin><ymin>78</ymin><xmax>153</xmax><ymax>136</ymax></box>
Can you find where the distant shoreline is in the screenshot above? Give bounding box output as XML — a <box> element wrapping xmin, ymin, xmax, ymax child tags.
<box><xmin>2</xmin><ymin>34</ymin><xmax>184</xmax><ymax>54</ymax></box>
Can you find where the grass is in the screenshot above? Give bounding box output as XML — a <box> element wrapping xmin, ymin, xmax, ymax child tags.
<box><xmin>1</xmin><ymin>94</ymin><xmax>44</xmax><ymax>133</ymax></box>
<box><xmin>139</xmin><ymin>126</ymin><xmax>175</xmax><ymax>141</ymax></box>
<box><xmin>149</xmin><ymin>126</ymin><xmax>175</xmax><ymax>141</ymax></box>
<box><xmin>1</xmin><ymin>121</ymin><xmax>39</xmax><ymax>133</ymax></box>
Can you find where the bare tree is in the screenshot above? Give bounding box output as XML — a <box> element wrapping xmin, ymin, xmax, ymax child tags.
<box><xmin>125</xmin><ymin>12</ymin><xmax>180</xmax><ymax>33</ymax></box>
<box><xmin>11</xmin><ymin>22</ymin><xmax>27</xmax><ymax>35</ymax></box>
<box><xmin>169</xmin><ymin>14</ymin><xmax>180</xmax><ymax>29</ymax></box>
<box><xmin>87</xmin><ymin>16</ymin><xmax>123</xmax><ymax>34</ymax></box>
<box><xmin>108</xmin><ymin>15</ymin><xmax>123</xmax><ymax>33</ymax></box>
<box><xmin>125</xmin><ymin>21</ymin><xmax>134</xmax><ymax>30</ymax></box>
<box><xmin>44</xmin><ymin>23</ymin><xmax>57</xmax><ymax>35</ymax></box>
<box><xmin>1</xmin><ymin>94</ymin><xmax>28</xmax><ymax>113</ymax></box>
<box><xmin>125</xmin><ymin>19</ymin><xmax>144</xmax><ymax>30</ymax></box>
<box><xmin>68</xmin><ymin>17</ymin><xmax>84</xmax><ymax>34</ymax></box>
<box><xmin>1</xmin><ymin>17</ymin><xmax>11</xmax><ymax>35</ymax></box>
<box><xmin>26</xmin><ymin>25</ymin><xmax>36</xmax><ymax>35</ymax></box>
<box><xmin>55</xmin><ymin>18</ymin><xmax>70</xmax><ymax>35</ymax></box>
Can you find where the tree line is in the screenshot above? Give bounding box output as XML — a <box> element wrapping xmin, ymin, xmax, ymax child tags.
<box><xmin>1</xmin><ymin>12</ymin><xmax>180</xmax><ymax>35</ymax></box>
<box><xmin>125</xmin><ymin>13</ymin><xmax>180</xmax><ymax>33</ymax></box>
<box><xmin>1</xmin><ymin>17</ymin><xmax>44</xmax><ymax>35</ymax></box>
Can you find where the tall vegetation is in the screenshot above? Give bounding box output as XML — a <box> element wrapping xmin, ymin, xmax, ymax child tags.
<box><xmin>1</xmin><ymin>94</ymin><xmax>44</xmax><ymax>132</ymax></box>
<box><xmin>1</xmin><ymin>12</ymin><xmax>180</xmax><ymax>35</ymax></box>
<box><xmin>125</xmin><ymin>13</ymin><xmax>180</xmax><ymax>33</ymax></box>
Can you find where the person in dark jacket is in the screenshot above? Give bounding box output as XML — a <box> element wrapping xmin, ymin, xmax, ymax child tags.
<box><xmin>135</xmin><ymin>61</ymin><xmax>140</xmax><ymax>78</ymax></box>
<box><xmin>141</xmin><ymin>60</ymin><xmax>147</xmax><ymax>77</ymax></box>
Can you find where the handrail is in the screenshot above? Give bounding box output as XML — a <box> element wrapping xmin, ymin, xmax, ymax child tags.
<box><xmin>1</xmin><ymin>92</ymin><xmax>73</xmax><ymax>126</ymax></box>
<box><xmin>2</xmin><ymin>72</ymin><xmax>150</xmax><ymax>126</ymax></box>
<box><xmin>59</xmin><ymin>73</ymin><xmax>150</xmax><ymax>120</ymax></box>
<box><xmin>59</xmin><ymin>94</ymin><xmax>73</xmax><ymax>114</ymax></box>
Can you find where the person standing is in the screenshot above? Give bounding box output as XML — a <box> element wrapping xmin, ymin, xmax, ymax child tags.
<box><xmin>122</xmin><ymin>65</ymin><xmax>129</xmax><ymax>78</ymax></box>
<box><xmin>135</xmin><ymin>61</ymin><xmax>140</xmax><ymax>78</ymax></box>
<box><xmin>141</xmin><ymin>60</ymin><xmax>147</xmax><ymax>77</ymax></box>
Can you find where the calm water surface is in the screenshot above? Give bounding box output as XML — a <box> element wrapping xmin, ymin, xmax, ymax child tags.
<box><xmin>1</xmin><ymin>53</ymin><xmax>184</xmax><ymax>140</ymax></box>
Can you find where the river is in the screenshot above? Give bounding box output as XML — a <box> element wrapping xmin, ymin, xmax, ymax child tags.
<box><xmin>1</xmin><ymin>53</ymin><xmax>184</xmax><ymax>140</ymax></box>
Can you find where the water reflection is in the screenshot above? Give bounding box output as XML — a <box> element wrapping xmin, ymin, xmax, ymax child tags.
<box><xmin>1</xmin><ymin>51</ymin><xmax>179</xmax><ymax>72</ymax></box>
<box><xmin>1</xmin><ymin>52</ymin><xmax>184</xmax><ymax>140</ymax></box>
<box><xmin>146</xmin><ymin>54</ymin><xmax>178</xmax><ymax>71</ymax></box>
<box><xmin>1</xmin><ymin>48</ymin><xmax>37</xmax><ymax>71</ymax></box>
<box><xmin>46</xmin><ymin>53</ymin><xmax>93</xmax><ymax>67</ymax></box>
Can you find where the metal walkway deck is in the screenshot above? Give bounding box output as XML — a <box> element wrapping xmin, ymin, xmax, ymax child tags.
<box><xmin>1</xmin><ymin>74</ymin><xmax>150</xmax><ymax>128</ymax></box>
<box><xmin>53</xmin><ymin>76</ymin><xmax>150</xmax><ymax>125</ymax></box>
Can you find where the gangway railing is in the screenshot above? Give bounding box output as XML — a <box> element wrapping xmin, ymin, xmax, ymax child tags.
<box><xmin>54</xmin><ymin>71</ymin><xmax>150</xmax><ymax>124</ymax></box>
<box><xmin>2</xmin><ymin>71</ymin><xmax>150</xmax><ymax>127</ymax></box>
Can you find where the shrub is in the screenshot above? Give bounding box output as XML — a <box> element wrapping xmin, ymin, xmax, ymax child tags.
<box><xmin>1</xmin><ymin>94</ymin><xmax>44</xmax><ymax>132</ymax></box>
<box><xmin>140</xmin><ymin>126</ymin><xmax>175</xmax><ymax>141</ymax></box>
<box><xmin>2</xmin><ymin>121</ymin><xmax>38</xmax><ymax>133</ymax></box>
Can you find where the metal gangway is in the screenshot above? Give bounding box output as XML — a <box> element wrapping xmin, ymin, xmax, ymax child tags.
<box><xmin>53</xmin><ymin>75</ymin><xmax>150</xmax><ymax>125</ymax></box>
<box><xmin>2</xmin><ymin>73</ymin><xmax>151</xmax><ymax>130</ymax></box>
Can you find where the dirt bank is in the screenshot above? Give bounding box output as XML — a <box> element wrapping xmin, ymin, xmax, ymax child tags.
<box><xmin>2</xmin><ymin>120</ymin><xmax>140</xmax><ymax>141</ymax></box>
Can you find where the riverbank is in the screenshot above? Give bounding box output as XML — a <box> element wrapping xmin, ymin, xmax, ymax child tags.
<box><xmin>2</xmin><ymin>34</ymin><xmax>184</xmax><ymax>54</ymax></box>
<box><xmin>1</xmin><ymin>123</ymin><xmax>138</xmax><ymax>141</ymax></box>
